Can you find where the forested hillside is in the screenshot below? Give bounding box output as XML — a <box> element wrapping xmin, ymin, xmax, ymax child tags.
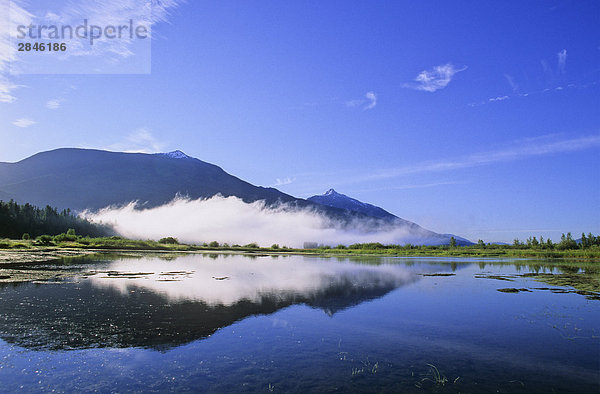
<box><xmin>0</xmin><ymin>200</ymin><xmax>111</xmax><ymax>239</ymax></box>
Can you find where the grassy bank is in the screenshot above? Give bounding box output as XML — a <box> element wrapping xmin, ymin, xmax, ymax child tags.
<box><xmin>1</xmin><ymin>235</ymin><xmax>599</xmax><ymax>260</ymax></box>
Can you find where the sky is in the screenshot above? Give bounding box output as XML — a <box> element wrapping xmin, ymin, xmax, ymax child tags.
<box><xmin>1</xmin><ymin>0</ymin><xmax>599</xmax><ymax>243</ymax></box>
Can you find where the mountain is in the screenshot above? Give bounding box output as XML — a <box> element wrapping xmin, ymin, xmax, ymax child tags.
<box><xmin>0</xmin><ymin>148</ymin><xmax>472</xmax><ymax>245</ymax></box>
<box><xmin>0</xmin><ymin>148</ymin><xmax>305</xmax><ymax>212</ymax></box>
<box><xmin>308</xmin><ymin>189</ymin><xmax>396</xmax><ymax>220</ymax></box>
<box><xmin>308</xmin><ymin>189</ymin><xmax>473</xmax><ymax>246</ymax></box>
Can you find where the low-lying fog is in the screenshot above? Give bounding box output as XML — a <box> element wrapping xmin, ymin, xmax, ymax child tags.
<box><xmin>84</xmin><ymin>196</ymin><xmax>435</xmax><ymax>248</ymax></box>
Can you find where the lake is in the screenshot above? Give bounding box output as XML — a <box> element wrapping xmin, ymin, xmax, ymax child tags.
<box><xmin>0</xmin><ymin>253</ymin><xmax>598</xmax><ymax>392</ymax></box>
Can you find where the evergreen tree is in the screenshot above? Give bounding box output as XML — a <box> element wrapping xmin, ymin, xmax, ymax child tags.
<box><xmin>0</xmin><ymin>200</ymin><xmax>110</xmax><ymax>239</ymax></box>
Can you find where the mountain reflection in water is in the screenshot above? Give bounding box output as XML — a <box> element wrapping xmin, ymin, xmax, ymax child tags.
<box><xmin>0</xmin><ymin>254</ymin><xmax>418</xmax><ymax>350</ymax></box>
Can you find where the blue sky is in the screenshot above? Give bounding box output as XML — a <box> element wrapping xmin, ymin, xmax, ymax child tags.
<box><xmin>1</xmin><ymin>0</ymin><xmax>599</xmax><ymax>242</ymax></box>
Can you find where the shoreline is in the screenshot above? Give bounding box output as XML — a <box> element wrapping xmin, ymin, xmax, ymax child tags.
<box><xmin>1</xmin><ymin>246</ymin><xmax>599</xmax><ymax>265</ymax></box>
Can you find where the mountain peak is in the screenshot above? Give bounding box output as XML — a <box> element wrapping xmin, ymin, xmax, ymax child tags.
<box><xmin>308</xmin><ymin>189</ymin><xmax>398</xmax><ymax>220</ymax></box>
<box><xmin>156</xmin><ymin>150</ymin><xmax>191</xmax><ymax>159</ymax></box>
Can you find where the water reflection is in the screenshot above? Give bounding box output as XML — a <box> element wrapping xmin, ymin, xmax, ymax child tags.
<box><xmin>0</xmin><ymin>254</ymin><xmax>417</xmax><ymax>350</ymax></box>
<box><xmin>88</xmin><ymin>255</ymin><xmax>417</xmax><ymax>306</ymax></box>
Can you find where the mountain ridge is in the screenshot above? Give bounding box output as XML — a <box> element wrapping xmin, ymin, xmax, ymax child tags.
<box><xmin>0</xmin><ymin>148</ymin><xmax>472</xmax><ymax>245</ymax></box>
<box><xmin>0</xmin><ymin>148</ymin><xmax>301</xmax><ymax>211</ymax></box>
<box><xmin>308</xmin><ymin>189</ymin><xmax>397</xmax><ymax>220</ymax></box>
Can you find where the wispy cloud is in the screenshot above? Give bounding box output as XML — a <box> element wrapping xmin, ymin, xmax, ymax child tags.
<box><xmin>468</xmin><ymin>80</ymin><xmax>599</xmax><ymax>107</ymax></box>
<box><xmin>273</xmin><ymin>177</ymin><xmax>295</xmax><ymax>187</ymax></box>
<box><xmin>0</xmin><ymin>77</ymin><xmax>19</xmax><ymax>103</ymax></box>
<box><xmin>46</xmin><ymin>99</ymin><xmax>63</xmax><ymax>110</ymax></box>
<box><xmin>350</xmin><ymin>181</ymin><xmax>467</xmax><ymax>193</ymax></box>
<box><xmin>42</xmin><ymin>0</ymin><xmax>182</xmax><ymax>59</ymax></box>
<box><xmin>1</xmin><ymin>0</ymin><xmax>184</xmax><ymax>102</ymax></box>
<box><xmin>557</xmin><ymin>49</ymin><xmax>567</xmax><ymax>74</ymax></box>
<box><xmin>106</xmin><ymin>128</ymin><xmax>167</xmax><ymax>153</ymax></box>
<box><xmin>364</xmin><ymin>91</ymin><xmax>377</xmax><ymax>110</ymax></box>
<box><xmin>504</xmin><ymin>74</ymin><xmax>519</xmax><ymax>93</ymax></box>
<box><xmin>489</xmin><ymin>95</ymin><xmax>509</xmax><ymax>102</ymax></box>
<box><xmin>0</xmin><ymin>0</ymin><xmax>33</xmax><ymax>103</ymax></box>
<box><xmin>345</xmin><ymin>91</ymin><xmax>377</xmax><ymax>110</ymax></box>
<box><xmin>345</xmin><ymin>99</ymin><xmax>362</xmax><ymax>108</ymax></box>
<box><xmin>12</xmin><ymin>118</ymin><xmax>36</xmax><ymax>128</ymax></box>
<box><xmin>355</xmin><ymin>134</ymin><xmax>600</xmax><ymax>182</ymax></box>
<box><xmin>488</xmin><ymin>50</ymin><xmax>580</xmax><ymax>109</ymax></box>
<box><xmin>404</xmin><ymin>63</ymin><xmax>467</xmax><ymax>92</ymax></box>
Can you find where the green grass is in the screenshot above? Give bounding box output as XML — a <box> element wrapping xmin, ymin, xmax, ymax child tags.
<box><xmin>1</xmin><ymin>235</ymin><xmax>599</xmax><ymax>260</ymax></box>
<box><xmin>304</xmin><ymin>245</ymin><xmax>600</xmax><ymax>260</ymax></box>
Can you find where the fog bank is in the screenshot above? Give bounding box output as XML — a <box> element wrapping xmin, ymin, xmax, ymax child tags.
<box><xmin>84</xmin><ymin>196</ymin><xmax>432</xmax><ymax>248</ymax></box>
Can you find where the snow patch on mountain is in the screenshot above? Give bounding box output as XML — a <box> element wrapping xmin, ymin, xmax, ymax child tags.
<box><xmin>156</xmin><ymin>150</ymin><xmax>191</xmax><ymax>159</ymax></box>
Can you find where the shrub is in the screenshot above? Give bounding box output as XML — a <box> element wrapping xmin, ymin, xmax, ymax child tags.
<box><xmin>22</xmin><ymin>233</ymin><xmax>31</xmax><ymax>240</ymax></box>
<box><xmin>271</xmin><ymin>244</ymin><xmax>280</xmax><ymax>249</ymax></box>
<box><xmin>209</xmin><ymin>241</ymin><xmax>220</xmax><ymax>248</ymax></box>
<box><xmin>54</xmin><ymin>232</ymin><xmax>78</xmax><ymax>242</ymax></box>
<box><xmin>36</xmin><ymin>235</ymin><xmax>54</xmax><ymax>246</ymax></box>
<box><xmin>158</xmin><ymin>237</ymin><xmax>179</xmax><ymax>244</ymax></box>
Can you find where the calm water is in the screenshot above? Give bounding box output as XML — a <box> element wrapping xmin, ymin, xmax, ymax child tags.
<box><xmin>0</xmin><ymin>253</ymin><xmax>598</xmax><ymax>393</ymax></box>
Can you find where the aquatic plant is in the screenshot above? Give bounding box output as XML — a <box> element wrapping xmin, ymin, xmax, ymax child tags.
<box><xmin>415</xmin><ymin>363</ymin><xmax>449</xmax><ymax>388</ymax></box>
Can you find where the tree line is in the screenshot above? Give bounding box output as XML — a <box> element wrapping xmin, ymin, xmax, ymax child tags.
<box><xmin>0</xmin><ymin>200</ymin><xmax>111</xmax><ymax>239</ymax></box>
<box><xmin>512</xmin><ymin>232</ymin><xmax>600</xmax><ymax>250</ymax></box>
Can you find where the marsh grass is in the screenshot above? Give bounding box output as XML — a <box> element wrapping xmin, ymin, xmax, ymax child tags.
<box><xmin>522</xmin><ymin>272</ymin><xmax>600</xmax><ymax>293</ymax></box>
<box><xmin>414</xmin><ymin>363</ymin><xmax>460</xmax><ymax>390</ymax></box>
<box><xmin>2</xmin><ymin>235</ymin><xmax>600</xmax><ymax>261</ymax></box>
<box><xmin>424</xmin><ymin>363</ymin><xmax>448</xmax><ymax>386</ymax></box>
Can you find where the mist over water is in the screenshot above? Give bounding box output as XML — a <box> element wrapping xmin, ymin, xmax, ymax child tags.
<box><xmin>84</xmin><ymin>196</ymin><xmax>431</xmax><ymax>247</ymax></box>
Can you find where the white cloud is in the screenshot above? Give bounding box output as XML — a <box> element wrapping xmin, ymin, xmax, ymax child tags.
<box><xmin>46</xmin><ymin>99</ymin><xmax>63</xmax><ymax>109</ymax></box>
<box><xmin>0</xmin><ymin>0</ymin><xmax>33</xmax><ymax>103</ymax></box>
<box><xmin>557</xmin><ymin>49</ymin><xmax>567</xmax><ymax>74</ymax></box>
<box><xmin>12</xmin><ymin>118</ymin><xmax>36</xmax><ymax>128</ymax></box>
<box><xmin>468</xmin><ymin>78</ymin><xmax>595</xmax><ymax>107</ymax></box>
<box><xmin>364</xmin><ymin>91</ymin><xmax>377</xmax><ymax>110</ymax></box>
<box><xmin>273</xmin><ymin>177</ymin><xmax>295</xmax><ymax>187</ymax></box>
<box><xmin>0</xmin><ymin>77</ymin><xmax>18</xmax><ymax>103</ymax></box>
<box><xmin>31</xmin><ymin>1</ymin><xmax>184</xmax><ymax>58</ymax></box>
<box><xmin>405</xmin><ymin>63</ymin><xmax>467</xmax><ymax>92</ymax></box>
<box><xmin>345</xmin><ymin>91</ymin><xmax>377</xmax><ymax>110</ymax></box>
<box><xmin>107</xmin><ymin>128</ymin><xmax>166</xmax><ymax>153</ymax></box>
<box><xmin>0</xmin><ymin>0</ymin><xmax>184</xmax><ymax>101</ymax></box>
